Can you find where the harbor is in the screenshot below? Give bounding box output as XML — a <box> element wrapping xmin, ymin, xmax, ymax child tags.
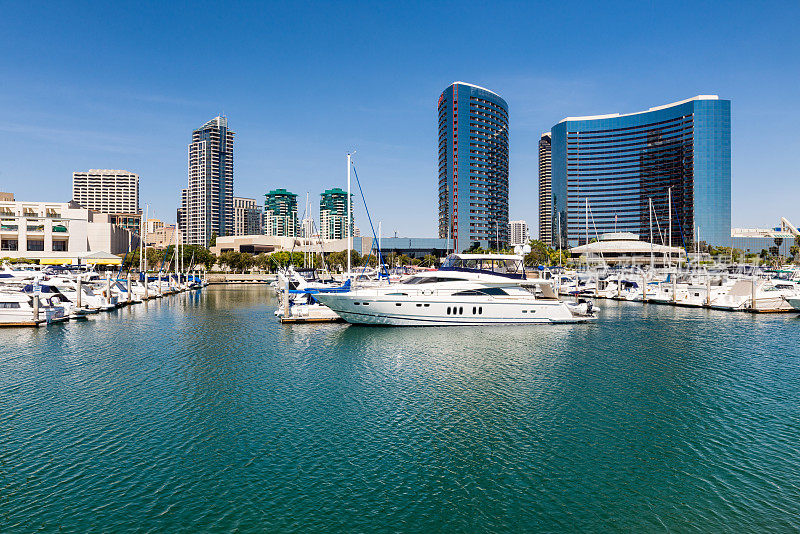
<box><xmin>1</xmin><ymin>285</ymin><xmax>798</xmax><ymax>531</ymax></box>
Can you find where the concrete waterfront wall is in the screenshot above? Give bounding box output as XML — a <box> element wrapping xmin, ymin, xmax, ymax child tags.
<box><xmin>206</xmin><ymin>273</ymin><xmax>277</xmax><ymax>284</ymax></box>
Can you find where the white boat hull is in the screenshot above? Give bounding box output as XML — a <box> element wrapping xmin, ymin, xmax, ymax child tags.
<box><xmin>315</xmin><ymin>294</ymin><xmax>593</xmax><ymax>326</ymax></box>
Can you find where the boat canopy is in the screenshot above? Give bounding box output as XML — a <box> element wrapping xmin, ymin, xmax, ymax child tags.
<box><xmin>440</xmin><ymin>254</ymin><xmax>526</xmax><ymax>279</ymax></box>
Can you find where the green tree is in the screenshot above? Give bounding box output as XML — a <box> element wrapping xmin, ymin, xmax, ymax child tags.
<box><xmin>523</xmin><ymin>240</ymin><xmax>551</xmax><ymax>266</ymax></box>
<box><xmin>209</xmin><ymin>231</ymin><xmax>217</xmax><ymax>247</ymax></box>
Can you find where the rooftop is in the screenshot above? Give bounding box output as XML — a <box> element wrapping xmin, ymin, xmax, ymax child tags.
<box><xmin>558</xmin><ymin>95</ymin><xmax>719</xmax><ymax>124</ymax></box>
<box><xmin>452</xmin><ymin>81</ymin><xmax>502</xmax><ymax>99</ymax></box>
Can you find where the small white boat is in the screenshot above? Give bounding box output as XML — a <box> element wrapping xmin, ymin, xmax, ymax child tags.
<box><xmin>0</xmin><ymin>291</ymin><xmax>67</xmax><ymax>326</ymax></box>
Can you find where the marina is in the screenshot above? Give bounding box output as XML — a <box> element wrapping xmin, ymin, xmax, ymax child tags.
<box><xmin>1</xmin><ymin>285</ymin><xmax>798</xmax><ymax>531</ymax></box>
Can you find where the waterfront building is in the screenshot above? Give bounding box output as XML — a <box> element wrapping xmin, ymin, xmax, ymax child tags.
<box><xmin>508</xmin><ymin>220</ymin><xmax>529</xmax><ymax>246</ymax></box>
<box><xmin>438</xmin><ymin>82</ymin><xmax>509</xmax><ymax>251</ymax></box>
<box><xmin>320</xmin><ymin>188</ymin><xmax>352</xmax><ymax>241</ymax></box>
<box><xmin>211</xmin><ymin>234</ymin><xmax>449</xmax><ymax>259</ymax></box>
<box><xmin>731</xmin><ymin>217</ymin><xmax>799</xmax><ymax>257</ymax></box>
<box><xmin>234</xmin><ymin>196</ymin><xmax>263</xmax><ymax>236</ymax></box>
<box><xmin>569</xmin><ymin>232</ymin><xmax>686</xmax><ymax>266</ymax></box>
<box><xmin>0</xmin><ymin>192</ymin><xmax>14</xmax><ymax>202</ymax></box>
<box><xmin>538</xmin><ymin>133</ymin><xmax>553</xmax><ymax>245</ymax></box>
<box><xmin>551</xmin><ymin>95</ymin><xmax>731</xmax><ymax>247</ymax></box>
<box><xmin>264</xmin><ymin>189</ymin><xmax>299</xmax><ymax>237</ymax></box>
<box><xmin>0</xmin><ymin>199</ymin><xmax>137</xmax><ymax>263</ymax></box>
<box><xmin>182</xmin><ymin>116</ymin><xmax>234</xmax><ymax>246</ymax></box>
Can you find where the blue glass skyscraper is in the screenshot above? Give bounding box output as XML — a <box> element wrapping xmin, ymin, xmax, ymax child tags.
<box><xmin>438</xmin><ymin>82</ymin><xmax>509</xmax><ymax>252</ymax></box>
<box><xmin>549</xmin><ymin>96</ymin><xmax>731</xmax><ymax>248</ymax></box>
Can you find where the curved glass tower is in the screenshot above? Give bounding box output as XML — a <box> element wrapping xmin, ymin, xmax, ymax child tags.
<box><xmin>551</xmin><ymin>95</ymin><xmax>731</xmax><ymax>248</ymax></box>
<box><xmin>438</xmin><ymin>82</ymin><xmax>509</xmax><ymax>252</ymax></box>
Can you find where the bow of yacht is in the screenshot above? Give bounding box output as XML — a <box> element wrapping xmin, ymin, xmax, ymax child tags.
<box><xmin>313</xmin><ymin>254</ymin><xmax>595</xmax><ymax>326</ymax></box>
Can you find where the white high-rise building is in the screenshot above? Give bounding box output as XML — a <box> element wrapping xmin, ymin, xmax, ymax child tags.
<box><xmin>72</xmin><ymin>169</ymin><xmax>139</xmax><ymax>214</ymax></box>
<box><xmin>233</xmin><ymin>197</ymin><xmax>263</xmax><ymax>236</ymax></box>
<box><xmin>301</xmin><ymin>217</ymin><xmax>314</xmax><ymax>238</ymax></box>
<box><xmin>508</xmin><ymin>220</ymin><xmax>529</xmax><ymax>246</ymax></box>
<box><xmin>182</xmin><ymin>116</ymin><xmax>234</xmax><ymax>246</ymax></box>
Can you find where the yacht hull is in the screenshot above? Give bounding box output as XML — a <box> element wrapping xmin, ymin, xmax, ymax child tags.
<box><xmin>314</xmin><ymin>294</ymin><xmax>593</xmax><ymax>326</ymax></box>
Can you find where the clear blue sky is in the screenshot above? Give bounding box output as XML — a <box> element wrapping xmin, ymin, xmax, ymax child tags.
<box><xmin>1</xmin><ymin>1</ymin><xmax>798</xmax><ymax>236</ymax></box>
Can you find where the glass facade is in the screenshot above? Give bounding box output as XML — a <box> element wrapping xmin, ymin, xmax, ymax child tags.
<box><xmin>438</xmin><ymin>82</ymin><xmax>509</xmax><ymax>252</ymax></box>
<box><xmin>551</xmin><ymin>96</ymin><xmax>731</xmax><ymax>247</ymax></box>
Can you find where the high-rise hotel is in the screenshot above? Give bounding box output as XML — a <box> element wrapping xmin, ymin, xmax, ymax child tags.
<box><xmin>180</xmin><ymin>116</ymin><xmax>234</xmax><ymax>246</ymax></box>
<box><xmin>72</xmin><ymin>169</ymin><xmax>141</xmax><ymax>233</ymax></box>
<box><xmin>546</xmin><ymin>95</ymin><xmax>731</xmax><ymax>247</ymax></box>
<box><xmin>438</xmin><ymin>82</ymin><xmax>509</xmax><ymax>251</ymax></box>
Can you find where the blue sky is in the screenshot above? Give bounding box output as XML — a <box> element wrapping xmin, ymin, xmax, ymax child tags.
<box><xmin>1</xmin><ymin>1</ymin><xmax>798</xmax><ymax>236</ymax></box>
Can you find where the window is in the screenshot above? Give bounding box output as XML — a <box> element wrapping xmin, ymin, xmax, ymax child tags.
<box><xmin>1</xmin><ymin>239</ymin><xmax>18</xmax><ymax>251</ymax></box>
<box><xmin>52</xmin><ymin>241</ymin><xmax>67</xmax><ymax>252</ymax></box>
<box><xmin>395</xmin><ymin>303</ymin><xmax>402</xmax><ymax>307</ymax></box>
<box><xmin>447</xmin><ymin>306</ymin><xmax>451</xmax><ymax>315</ymax></box>
<box><xmin>459</xmin><ymin>307</ymin><xmax>463</xmax><ymax>314</ymax></box>
<box><xmin>452</xmin><ymin>287</ymin><xmax>509</xmax><ymax>296</ymax></box>
<box><xmin>0</xmin><ymin>302</ymin><xmax>21</xmax><ymax>309</ymax></box>
<box><xmin>27</xmin><ymin>240</ymin><xmax>44</xmax><ymax>251</ymax></box>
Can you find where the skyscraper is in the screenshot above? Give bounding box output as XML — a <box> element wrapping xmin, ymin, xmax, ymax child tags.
<box><xmin>264</xmin><ymin>189</ymin><xmax>299</xmax><ymax>237</ymax></box>
<box><xmin>319</xmin><ymin>188</ymin><xmax>352</xmax><ymax>240</ymax></box>
<box><xmin>233</xmin><ymin>197</ymin><xmax>263</xmax><ymax>236</ymax></box>
<box><xmin>537</xmin><ymin>133</ymin><xmax>553</xmax><ymax>245</ymax></box>
<box><xmin>183</xmin><ymin>116</ymin><xmax>234</xmax><ymax>246</ymax></box>
<box><xmin>438</xmin><ymin>82</ymin><xmax>509</xmax><ymax>251</ymax></box>
<box><xmin>550</xmin><ymin>95</ymin><xmax>731</xmax><ymax>247</ymax></box>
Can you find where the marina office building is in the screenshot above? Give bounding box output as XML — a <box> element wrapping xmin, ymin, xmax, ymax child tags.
<box><xmin>0</xmin><ymin>199</ymin><xmax>137</xmax><ymax>263</ymax></box>
<box><xmin>438</xmin><ymin>82</ymin><xmax>509</xmax><ymax>252</ymax></box>
<box><xmin>545</xmin><ymin>95</ymin><xmax>731</xmax><ymax>248</ymax></box>
<box><xmin>180</xmin><ymin>116</ymin><xmax>234</xmax><ymax>246</ymax></box>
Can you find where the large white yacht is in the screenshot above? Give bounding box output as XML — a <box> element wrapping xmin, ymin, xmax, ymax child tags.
<box><xmin>313</xmin><ymin>254</ymin><xmax>596</xmax><ymax>326</ymax></box>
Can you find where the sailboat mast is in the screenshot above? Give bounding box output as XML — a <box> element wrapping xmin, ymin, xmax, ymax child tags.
<box><xmin>668</xmin><ymin>188</ymin><xmax>672</xmax><ymax>268</ymax></box>
<box><xmin>347</xmin><ymin>153</ymin><xmax>352</xmax><ymax>276</ymax></box>
<box><xmin>649</xmin><ymin>197</ymin><xmax>654</xmax><ymax>269</ymax></box>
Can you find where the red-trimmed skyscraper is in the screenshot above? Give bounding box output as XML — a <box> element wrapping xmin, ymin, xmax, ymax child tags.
<box><xmin>438</xmin><ymin>82</ymin><xmax>509</xmax><ymax>252</ymax></box>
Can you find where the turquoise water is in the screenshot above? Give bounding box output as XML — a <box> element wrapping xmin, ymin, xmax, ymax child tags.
<box><xmin>1</xmin><ymin>286</ymin><xmax>799</xmax><ymax>532</ymax></box>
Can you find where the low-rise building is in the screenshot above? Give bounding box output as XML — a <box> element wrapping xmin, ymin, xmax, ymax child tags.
<box><xmin>0</xmin><ymin>200</ymin><xmax>138</xmax><ymax>264</ymax></box>
<box><xmin>145</xmin><ymin>225</ymin><xmax>177</xmax><ymax>249</ymax></box>
<box><xmin>731</xmin><ymin>217</ymin><xmax>799</xmax><ymax>256</ymax></box>
<box><xmin>569</xmin><ymin>232</ymin><xmax>686</xmax><ymax>266</ymax></box>
<box><xmin>0</xmin><ymin>192</ymin><xmax>14</xmax><ymax>202</ymax></box>
<box><xmin>211</xmin><ymin>234</ymin><xmax>449</xmax><ymax>259</ymax></box>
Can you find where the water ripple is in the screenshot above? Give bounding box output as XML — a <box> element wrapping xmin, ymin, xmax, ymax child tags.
<box><xmin>0</xmin><ymin>289</ymin><xmax>799</xmax><ymax>532</ymax></box>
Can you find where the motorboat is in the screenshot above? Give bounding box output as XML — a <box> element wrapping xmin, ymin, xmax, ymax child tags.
<box><xmin>313</xmin><ymin>254</ymin><xmax>596</xmax><ymax>326</ymax></box>
<box><xmin>0</xmin><ymin>291</ymin><xmax>67</xmax><ymax>325</ymax></box>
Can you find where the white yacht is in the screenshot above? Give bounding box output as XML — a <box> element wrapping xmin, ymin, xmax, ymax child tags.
<box><xmin>0</xmin><ymin>291</ymin><xmax>67</xmax><ymax>325</ymax></box>
<box><xmin>313</xmin><ymin>254</ymin><xmax>595</xmax><ymax>326</ymax></box>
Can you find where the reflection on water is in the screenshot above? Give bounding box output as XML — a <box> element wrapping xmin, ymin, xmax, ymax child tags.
<box><xmin>0</xmin><ymin>286</ymin><xmax>799</xmax><ymax>532</ymax></box>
